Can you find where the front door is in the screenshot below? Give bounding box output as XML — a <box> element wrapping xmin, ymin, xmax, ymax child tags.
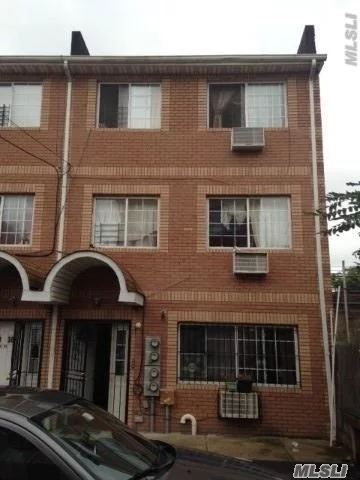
<box><xmin>62</xmin><ymin>322</ymin><xmax>129</xmax><ymax>420</ymax></box>
<box><xmin>62</xmin><ymin>323</ymin><xmax>90</xmax><ymax>398</ymax></box>
<box><xmin>108</xmin><ymin>323</ymin><xmax>130</xmax><ymax>421</ymax></box>
<box><xmin>0</xmin><ymin>321</ymin><xmax>42</xmax><ymax>387</ymax></box>
<box><xmin>0</xmin><ymin>322</ymin><xmax>15</xmax><ymax>386</ymax></box>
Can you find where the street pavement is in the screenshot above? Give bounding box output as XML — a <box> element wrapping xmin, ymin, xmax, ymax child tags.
<box><xmin>144</xmin><ymin>433</ymin><xmax>360</xmax><ymax>478</ymax></box>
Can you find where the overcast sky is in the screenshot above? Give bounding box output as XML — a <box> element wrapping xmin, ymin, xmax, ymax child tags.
<box><xmin>2</xmin><ymin>0</ymin><xmax>359</xmax><ymax>270</ymax></box>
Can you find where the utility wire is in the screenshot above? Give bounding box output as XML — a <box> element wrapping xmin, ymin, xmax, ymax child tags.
<box><xmin>0</xmin><ymin>130</ymin><xmax>63</xmax><ymax>257</ymax></box>
<box><xmin>0</xmin><ymin>133</ymin><xmax>58</xmax><ymax>171</ymax></box>
<box><xmin>7</xmin><ymin>118</ymin><xmax>64</xmax><ymax>162</ymax></box>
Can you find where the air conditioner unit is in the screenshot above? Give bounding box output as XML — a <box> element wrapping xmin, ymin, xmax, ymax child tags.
<box><xmin>231</xmin><ymin>127</ymin><xmax>265</xmax><ymax>151</ymax></box>
<box><xmin>233</xmin><ymin>251</ymin><xmax>269</xmax><ymax>274</ymax></box>
<box><xmin>219</xmin><ymin>391</ymin><xmax>259</xmax><ymax>419</ymax></box>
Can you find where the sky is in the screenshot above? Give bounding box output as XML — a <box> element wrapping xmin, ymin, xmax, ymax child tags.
<box><xmin>2</xmin><ymin>0</ymin><xmax>359</xmax><ymax>271</ymax></box>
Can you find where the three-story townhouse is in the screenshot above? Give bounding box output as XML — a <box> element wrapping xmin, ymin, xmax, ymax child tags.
<box><xmin>0</xmin><ymin>26</ymin><xmax>331</xmax><ymax>437</ymax></box>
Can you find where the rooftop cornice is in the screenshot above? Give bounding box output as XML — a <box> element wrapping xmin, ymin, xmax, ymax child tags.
<box><xmin>0</xmin><ymin>54</ymin><xmax>327</xmax><ymax>76</ymax></box>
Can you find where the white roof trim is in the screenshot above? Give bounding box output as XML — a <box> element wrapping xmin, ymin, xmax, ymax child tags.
<box><xmin>0</xmin><ymin>251</ymin><xmax>30</xmax><ymax>295</ymax></box>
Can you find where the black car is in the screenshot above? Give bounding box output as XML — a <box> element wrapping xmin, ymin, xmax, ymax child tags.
<box><xmin>0</xmin><ymin>388</ymin><xmax>285</xmax><ymax>480</ymax></box>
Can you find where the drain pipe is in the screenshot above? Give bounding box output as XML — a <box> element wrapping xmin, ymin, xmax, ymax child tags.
<box><xmin>308</xmin><ymin>58</ymin><xmax>332</xmax><ymax>427</ymax></box>
<box><xmin>149</xmin><ymin>397</ymin><xmax>155</xmax><ymax>433</ymax></box>
<box><xmin>180</xmin><ymin>414</ymin><xmax>197</xmax><ymax>435</ymax></box>
<box><xmin>164</xmin><ymin>405</ymin><xmax>171</xmax><ymax>434</ymax></box>
<box><xmin>47</xmin><ymin>60</ymin><xmax>72</xmax><ymax>389</ymax></box>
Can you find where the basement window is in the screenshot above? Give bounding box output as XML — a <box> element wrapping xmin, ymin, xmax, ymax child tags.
<box><xmin>98</xmin><ymin>84</ymin><xmax>161</xmax><ymax>129</ymax></box>
<box><xmin>0</xmin><ymin>195</ymin><xmax>34</xmax><ymax>245</ymax></box>
<box><xmin>0</xmin><ymin>84</ymin><xmax>42</xmax><ymax>128</ymax></box>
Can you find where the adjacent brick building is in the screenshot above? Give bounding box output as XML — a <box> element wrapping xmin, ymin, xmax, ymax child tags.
<box><xmin>0</xmin><ymin>26</ymin><xmax>331</xmax><ymax>437</ymax></box>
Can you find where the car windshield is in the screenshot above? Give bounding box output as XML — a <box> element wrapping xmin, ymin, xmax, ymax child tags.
<box><xmin>33</xmin><ymin>400</ymin><xmax>174</xmax><ymax>480</ymax></box>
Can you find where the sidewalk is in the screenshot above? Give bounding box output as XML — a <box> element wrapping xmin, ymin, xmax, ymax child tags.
<box><xmin>144</xmin><ymin>433</ymin><xmax>351</xmax><ymax>463</ymax></box>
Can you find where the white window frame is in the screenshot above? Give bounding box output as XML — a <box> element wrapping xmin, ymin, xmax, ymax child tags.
<box><xmin>92</xmin><ymin>196</ymin><xmax>159</xmax><ymax>249</ymax></box>
<box><xmin>207</xmin><ymin>81</ymin><xmax>288</xmax><ymax>129</ymax></box>
<box><xmin>96</xmin><ymin>83</ymin><xmax>162</xmax><ymax>129</ymax></box>
<box><xmin>0</xmin><ymin>195</ymin><xmax>35</xmax><ymax>246</ymax></box>
<box><xmin>177</xmin><ymin>323</ymin><xmax>300</xmax><ymax>388</ymax></box>
<box><xmin>0</xmin><ymin>83</ymin><xmax>42</xmax><ymax>128</ymax></box>
<box><xmin>207</xmin><ymin>196</ymin><xmax>292</xmax><ymax>250</ymax></box>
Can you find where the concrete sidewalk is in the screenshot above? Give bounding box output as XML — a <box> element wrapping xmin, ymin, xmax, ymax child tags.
<box><xmin>144</xmin><ymin>433</ymin><xmax>351</xmax><ymax>463</ymax></box>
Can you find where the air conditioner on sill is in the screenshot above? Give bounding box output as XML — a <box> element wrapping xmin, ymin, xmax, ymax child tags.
<box><xmin>219</xmin><ymin>391</ymin><xmax>259</xmax><ymax>419</ymax></box>
<box><xmin>233</xmin><ymin>251</ymin><xmax>269</xmax><ymax>275</ymax></box>
<box><xmin>231</xmin><ymin>127</ymin><xmax>265</xmax><ymax>151</ymax></box>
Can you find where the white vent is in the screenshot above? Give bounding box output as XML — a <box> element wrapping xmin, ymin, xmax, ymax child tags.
<box><xmin>233</xmin><ymin>251</ymin><xmax>268</xmax><ymax>274</ymax></box>
<box><xmin>231</xmin><ymin>127</ymin><xmax>265</xmax><ymax>151</ymax></box>
<box><xmin>219</xmin><ymin>391</ymin><xmax>259</xmax><ymax>419</ymax></box>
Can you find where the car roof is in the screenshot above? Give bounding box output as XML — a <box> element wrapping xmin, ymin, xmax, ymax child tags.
<box><xmin>0</xmin><ymin>388</ymin><xmax>79</xmax><ymax>419</ymax></box>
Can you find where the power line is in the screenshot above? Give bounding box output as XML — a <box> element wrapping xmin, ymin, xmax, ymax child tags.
<box><xmin>0</xmin><ymin>133</ymin><xmax>58</xmax><ymax>170</ymax></box>
<box><xmin>7</xmin><ymin>119</ymin><xmax>63</xmax><ymax>162</ymax></box>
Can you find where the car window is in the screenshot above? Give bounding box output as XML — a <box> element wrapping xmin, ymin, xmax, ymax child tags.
<box><xmin>33</xmin><ymin>401</ymin><xmax>174</xmax><ymax>480</ymax></box>
<box><xmin>0</xmin><ymin>426</ymin><xmax>71</xmax><ymax>480</ymax></box>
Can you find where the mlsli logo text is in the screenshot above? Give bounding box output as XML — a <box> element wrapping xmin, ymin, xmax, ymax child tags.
<box><xmin>293</xmin><ymin>464</ymin><xmax>348</xmax><ymax>479</ymax></box>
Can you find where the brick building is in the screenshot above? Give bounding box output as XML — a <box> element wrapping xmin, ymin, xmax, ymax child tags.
<box><xmin>0</xmin><ymin>26</ymin><xmax>331</xmax><ymax>437</ymax></box>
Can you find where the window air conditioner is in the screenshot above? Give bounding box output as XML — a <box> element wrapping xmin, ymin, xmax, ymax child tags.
<box><xmin>231</xmin><ymin>127</ymin><xmax>265</xmax><ymax>151</ymax></box>
<box><xmin>233</xmin><ymin>251</ymin><xmax>269</xmax><ymax>274</ymax></box>
<box><xmin>219</xmin><ymin>391</ymin><xmax>259</xmax><ymax>419</ymax></box>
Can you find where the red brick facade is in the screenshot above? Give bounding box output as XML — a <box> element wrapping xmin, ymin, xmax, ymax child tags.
<box><xmin>0</xmin><ymin>51</ymin><xmax>331</xmax><ymax>438</ymax></box>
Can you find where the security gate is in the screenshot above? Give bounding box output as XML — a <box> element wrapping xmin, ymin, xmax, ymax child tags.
<box><xmin>62</xmin><ymin>321</ymin><xmax>129</xmax><ymax>421</ymax></box>
<box><xmin>0</xmin><ymin>320</ymin><xmax>42</xmax><ymax>387</ymax></box>
<box><xmin>108</xmin><ymin>323</ymin><xmax>129</xmax><ymax>421</ymax></box>
<box><xmin>62</xmin><ymin>323</ymin><xmax>89</xmax><ymax>398</ymax></box>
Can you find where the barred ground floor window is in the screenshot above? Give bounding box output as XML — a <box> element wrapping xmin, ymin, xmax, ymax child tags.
<box><xmin>178</xmin><ymin>323</ymin><xmax>300</xmax><ymax>387</ymax></box>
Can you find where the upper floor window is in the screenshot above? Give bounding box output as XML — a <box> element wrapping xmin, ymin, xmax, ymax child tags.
<box><xmin>98</xmin><ymin>84</ymin><xmax>161</xmax><ymax>129</ymax></box>
<box><xmin>178</xmin><ymin>323</ymin><xmax>299</xmax><ymax>386</ymax></box>
<box><xmin>208</xmin><ymin>83</ymin><xmax>286</xmax><ymax>128</ymax></box>
<box><xmin>0</xmin><ymin>84</ymin><xmax>42</xmax><ymax>127</ymax></box>
<box><xmin>208</xmin><ymin>197</ymin><xmax>290</xmax><ymax>249</ymax></box>
<box><xmin>93</xmin><ymin>197</ymin><xmax>158</xmax><ymax>247</ymax></box>
<box><xmin>0</xmin><ymin>195</ymin><xmax>34</xmax><ymax>245</ymax></box>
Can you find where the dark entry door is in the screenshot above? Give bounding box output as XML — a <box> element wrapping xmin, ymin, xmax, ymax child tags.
<box><xmin>62</xmin><ymin>322</ymin><xmax>112</xmax><ymax>407</ymax></box>
<box><xmin>62</xmin><ymin>323</ymin><xmax>89</xmax><ymax>398</ymax></box>
<box><xmin>0</xmin><ymin>321</ymin><xmax>42</xmax><ymax>388</ymax></box>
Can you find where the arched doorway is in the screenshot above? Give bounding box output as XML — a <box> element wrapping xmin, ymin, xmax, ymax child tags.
<box><xmin>43</xmin><ymin>251</ymin><xmax>143</xmax><ymax>421</ymax></box>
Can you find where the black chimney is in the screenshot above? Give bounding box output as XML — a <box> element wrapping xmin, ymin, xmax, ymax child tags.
<box><xmin>297</xmin><ymin>25</ymin><xmax>316</xmax><ymax>54</ymax></box>
<box><xmin>71</xmin><ymin>31</ymin><xmax>90</xmax><ymax>55</ymax></box>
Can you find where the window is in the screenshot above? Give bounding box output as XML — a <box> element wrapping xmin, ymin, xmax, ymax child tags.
<box><xmin>178</xmin><ymin>324</ymin><xmax>299</xmax><ymax>386</ymax></box>
<box><xmin>208</xmin><ymin>83</ymin><xmax>286</xmax><ymax>128</ymax></box>
<box><xmin>93</xmin><ymin>197</ymin><xmax>158</xmax><ymax>247</ymax></box>
<box><xmin>208</xmin><ymin>197</ymin><xmax>290</xmax><ymax>248</ymax></box>
<box><xmin>0</xmin><ymin>195</ymin><xmax>34</xmax><ymax>245</ymax></box>
<box><xmin>0</xmin><ymin>427</ymin><xmax>70</xmax><ymax>479</ymax></box>
<box><xmin>0</xmin><ymin>83</ymin><xmax>42</xmax><ymax>127</ymax></box>
<box><xmin>98</xmin><ymin>84</ymin><xmax>161</xmax><ymax>128</ymax></box>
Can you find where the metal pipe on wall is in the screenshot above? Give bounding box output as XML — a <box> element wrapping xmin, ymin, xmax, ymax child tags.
<box><xmin>308</xmin><ymin>58</ymin><xmax>332</xmax><ymax>437</ymax></box>
<box><xmin>149</xmin><ymin>397</ymin><xmax>155</xmax><ymax>433</ymax></box>
<box><xmin>47</xmin><ymin>60</ymin><xmax>72</xmax><ymax>389</ymax></box>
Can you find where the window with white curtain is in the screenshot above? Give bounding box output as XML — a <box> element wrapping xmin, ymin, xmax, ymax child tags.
<box><xmin>0</xmin><ymin>84</ymin><xmax>42</xmax><ymax>127</ymax></box>
<box><xmin>208</xmin><ymin>83</ymin><xmax>286</xmax><ymax>128</ymax></box>
<box><xmin>0</xmin><ymin>195</ymin><xmax>34</xmax><ymax>245</ymax></box>
<box><xmin>208</xmin><ymin>197</ymin><xmax>290</xmax><ymax>248</ymax></box>
<box><xmin>93</xmin><ymin>197</ymin><xmax>158</xmax><ymax>247</ymax></box>
<box><xmin>178</xmin><ymin>323</ymin><xmax>299</xmax><ymax>386</ymax></box>
<box><xmin>98</xmin><ymin>84</ymin><xmax>161</xmax><ymax>128</ymax></box>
